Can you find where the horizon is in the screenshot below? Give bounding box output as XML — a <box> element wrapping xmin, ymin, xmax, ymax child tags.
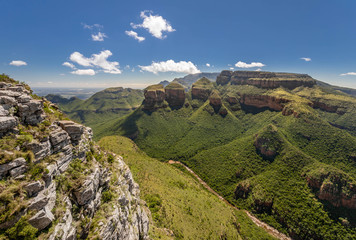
<box><xmin>1</xmin><ymin>0</ymin><xmax>356</xmax><ymax>89</ymax></box>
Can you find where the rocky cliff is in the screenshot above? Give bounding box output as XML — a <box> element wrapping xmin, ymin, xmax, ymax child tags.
<box><xmin>0</xmin><ymin>77</ymin><xmax>149</xmax><ymax>240</ymax></box>
<box><xmin>217</xmin><ymin>70</ymin><xmax>316</xmax><ymax>89</ymax></box>
<box><xmin>303</xmin><ymin>167</ymin><xmax>356</xmax><ymax>209</ymax></box>
<box><xmin>143</xmin><ymin>83</ymin><xmax>187</xmax><ymax>110</ymax></box>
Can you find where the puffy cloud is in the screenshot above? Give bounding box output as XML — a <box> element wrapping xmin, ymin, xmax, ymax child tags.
<box><xmin>300</xmin><ymin>57</ymin><xmax>311</xmax><ymax>62</ymax></box>
<box><xmin>71</xmin><ymin>69</ymin><xmax>95</xmax><ymax>76</ymax></box>
<box><xmin>91</xmin><ymin>32</ymin><xmax>107</xmax><ymax>41</ymax></box>
<box><xmin>139</xmin><ymin>59</ymin><xmax>200</xmax><ymax>74</ymax></box>
<box><xmin>255</xmin><ymin>68</ymin><xmax>262</xmax><ymax>71</ymax></box>
<box><xmin>229</xmin><ymin>67</ymin><xmax>234</xmax><ymax>70</ymax></box>
<box><xmin>340</xmin><ymin>72</ymin><xmax>356</xmax><ymax>76</ymax></box>
<box><xmin>131</xmin><ymin>10</ymin><xmax>175</xmax><ymax>39</ymax></box>
<box><xmin>62</xmin><ymin>62</ymin><xmax>76</xmax><ymax>69</ymax></box>
<box><xmin>206</xmin><ymin>63</ymin><xmax>211</xmax><ymax>67</ymax></box>
<box><xmin>235</xmin><ymin>61</ymin><xmax>265</xmax><ymax>68</ymax></box>
<box><xmin>9</xmin><ymin>60</ymin><xmax>27</xmax><ymax>66</ymax></box>
<box><xmin>69</xmin><ymin>50</ymin><xmax>121</xmax><ymax>74</ymax></box>
<box><xmin>125</xmin><ymin>30</ymin><xmax>145</xmax><ymax>42</ymax></box>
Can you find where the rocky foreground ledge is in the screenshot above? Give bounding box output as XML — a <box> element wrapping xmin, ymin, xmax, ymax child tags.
<box><xmin>0</xmin><ymin>78</ymin><xmax>149</xmax><ymax>239</ymax></box>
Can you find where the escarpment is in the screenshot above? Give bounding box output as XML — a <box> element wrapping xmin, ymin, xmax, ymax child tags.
<box><xmin>0</xmin><ymin>78</ymin><xmax>149</xmax><ymax>240</ymax></box>
<box><xmin>240</xmin><ymin>94</ymin><xmax>290</xmax><ymax>111</ymax></box>
<box><xmin>217</xmin><ymin>70</ymin><xmax>316</xmax><ymax>89</ymax></box>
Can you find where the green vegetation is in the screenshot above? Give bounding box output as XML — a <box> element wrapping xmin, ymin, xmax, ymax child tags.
<box><xmin>46</xmin><ymin>87</ymin><xmax>144</xmax><ymax>135</ymax></box>
<box><xmin>165</xmin><ymin>82</ymin><xmax>184</xmax><ymax>90</ymax></box>
<box><xmin>99</xmin><ymin>136</ymin><xmax>276</xmax><ymax>240</ymax></box>
<box><xmin>192</xmin><ymin>77</ymin><xmax>214</xmax><ymax>89</ymax></box>
<box><xmin>94</xmin><ymin>81</ymin><xmax>356</xmax><ymax>239</ymax></box>
<box><xmin>5</xmin><ymin>216</ymin><xmax>37</xmax><ymax>240</ymax></box>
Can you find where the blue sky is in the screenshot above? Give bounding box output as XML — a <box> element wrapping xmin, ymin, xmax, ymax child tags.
<box><xmin>1</xmin><ymin>0</ymin><xmax>356</xmax><ymax>88</ymax></box>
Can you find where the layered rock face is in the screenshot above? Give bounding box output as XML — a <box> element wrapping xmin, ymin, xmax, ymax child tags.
<box><xmin>240</xmin><ymin>94</ymin><xmax>290</xmax><ymax>111</ymax></box>
<box><xmin>0</xmin><ymin>82</ymin><xmax>45</xmax><ymax>136</ymax></box>
<box><xmin>0</xmin><ymin>80</ymin><xmax>149</xmax><ymax>240</ymax></box>
<box><xmin>303</xmin><ymin>170</ymin><xmax>356</xmax><ymax>209</ymax></box>
<box><xmin>143</xmin><ymin>82</ymin><xmax>186</xmax><ymax>110</ymax></box>
<box><xmin>165</xmin><ymin>82</ymin><xmax>186</xmax><ymax>107</ymax></box>
<box><xmin>217</xmin><ymin>70</ymin><xmax>316</xmax><ymax>89</ymax></box>
<box><xmin>191</xmin><ymin>77</ymin><xmax>213</xmax><ymax>101</ymax></box>
<box><xmin>143</xmin><ymin>84</ymin><xmax>166</xmax><ymax>110</ymax></box>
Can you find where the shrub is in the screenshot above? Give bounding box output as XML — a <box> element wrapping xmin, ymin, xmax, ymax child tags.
<box><xmin>5</xmin><ymin>216</ymin><xmax>37</xmax><ymax>240</ymax></box>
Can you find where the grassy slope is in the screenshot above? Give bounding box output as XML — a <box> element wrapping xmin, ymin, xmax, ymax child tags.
<box><xmin>98</xmin><ymin>136</ymin><xmax>276</xmax><ymax>240</ymax></box>
<box><xmin>48</xmin><ymin>87</ymin><xmax>144</xmax><ymax>135</ymax></box>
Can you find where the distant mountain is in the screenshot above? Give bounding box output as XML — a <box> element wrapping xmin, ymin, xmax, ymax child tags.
<box><xmin>158</xmin><ymin>80</ymin><xmax>170</xmax><ymax>87</ymax></box>
<box><xmin>46</xmin><ymin>87</ymin><xmax>144</xmax><ymax>134</ymax></box>
<box><xmin>162</xmin><ymin>72</ymin><xmax>219</xmax><ymax>91</ymax></box>
<box><xmin>316</xmin><ymin>80</ymin><xmax>356</xmax><ymax>97</ymax></box>
<box><xmin>96</xmin><ymin>70</ymin><xmax>356</xmax><ymax>239</ymax></box>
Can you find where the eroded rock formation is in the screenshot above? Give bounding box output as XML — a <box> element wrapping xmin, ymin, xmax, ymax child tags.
<box><xmin>303</xmin><ymin>169</ymin><xmax>356</xmax><ymax>209</ymax></box>
<box><xmin>165</xmin><ymin>82</ymin><xmax>186</xmax><ymax>107</ymax></box>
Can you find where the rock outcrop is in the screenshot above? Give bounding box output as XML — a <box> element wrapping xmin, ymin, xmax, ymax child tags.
<box><xmin>165</xmin><ymin>82</ymin><xmax>186</xmax><ymax>107</ymax></box>
<box><xmin>303</xmin><ymin>168</ymin><xmax>356</xmax><ymax>209</ymax></box>
<box><xmin>254</xmin><ymin>125</ymin><xmax>283</xmax><ymax>160</ymax></box>
<box><xmin>191</xmin><ymin>77</ymin><xmax>213</xmax><ymax>101</ymax></box>
<box><xmin>143</xmin><ymin>82</ymin><xmax>187</xmax><ymax>110</ymax></box>
<box><xmin>143</xmin><ymin>84</ymin><xmax>166</xmax><ymax>110</ymax></box>
<box><xmin>217</xmin><ymin>70</ymin><xmax>316</xmax><ymax>89</ymax></box>
<box><xmin>0</xmin><ymin>79</ymin><xmax>150</xmax><ymax>240</ymax></box>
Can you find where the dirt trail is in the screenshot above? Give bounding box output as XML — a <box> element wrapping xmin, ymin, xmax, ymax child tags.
<box><xmin>168</xmin><ymin>160</ymin><xmax>291</xmax><ymax>240</ymax></box>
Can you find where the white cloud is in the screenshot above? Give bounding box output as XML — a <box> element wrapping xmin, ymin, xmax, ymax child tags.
<box><xmin>62</xmin><ymin>62</ymin><xmax>76</xmax><ymax>69</ymax></box>
<box><xmin>139</xmin><ymin>59</ymin><xmax>200</xmax><ymax>74</ymax></box>
<box><xmin>229</xmin><ymin>67</ymin><xmax>234</xmax><ymax>70</ymax></box>
<box><xmin>71</xmin><ymin>69</ymin><xmax>96</xmax><ymax>76</ymax></box>
<box><xmin>206</xmin><ymin>63</ymin><xmax>211</xmax><ymax>67</ymax></box>
<box><xmin>9</xmin><ymin>60</ymin><xmax>27</xmax><ymax>66</ymax></box>
<box><xmin>255</xmin><ymin>68</ymin><xmax>262</xmax><ymax>71</ymax></box>
<box><xmin>300</xmin><ymin>57</ymin><xmax>311</xmax><ymax>62</ymax></box>
<box><xmin>131</xmin><ymin>10</ymin><xmax>175</xmax><ymax>39</ymax></box>
<box><xmin>82</xmin><ymin>23</ymin><xmax>103</xmax><ymax>30</ymax></box>
<box><xmin>235</xmin><ymin>61</ymin><xmax>265</xmax><ymax>68</ymax></box>
<box><xmin>69</xmin><ymin>50</ymin><xmax>121</xmax><ymax>74</ymax></box>
<box><xmin>340</xmin><ymin>72</ymin><xmax>356</xmax><ymax>76</ymax></box>
<box><xmin>91</xmin><ymin>32</ymin><xmax>107</xmax><ymax>41</ymax></box>
<box><xmin>125</xmin><ymin>30</ymin><xmax>145</xmax><ymax>42</ymax></box>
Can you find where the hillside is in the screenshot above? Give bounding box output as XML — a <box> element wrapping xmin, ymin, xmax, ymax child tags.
<box><xmin>99</xmin><ymin>136</ymin><xmax>277</xmax><ymax>240</ymax></box>
<box><xmin>96</xmin><ymin>70</ymin><xmax>356</xmax><ymax>239</ymax></box>
<box><xmin>46</xmin><ymin>87</ymin><xmax>144</xmax><ymax>135</ymax></box>
<box><xmin>0</xmin><ymin>74</ymin><xmax>149</xmax><ymax>239</ymax></box>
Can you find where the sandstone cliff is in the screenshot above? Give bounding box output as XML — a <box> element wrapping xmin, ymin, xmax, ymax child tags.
<box><xmin>217</xmin><ymin>70</ymin><xmax>316</xmax><ymax>89</ymax></box>
<box><xmin>191</xmin><ymin>77</ymin><xmax>213</xmax><ymax>101</ymax></box>
<box><xmin>0</xmin><ymin>78</ymin><xmax>149</xmax><ymax>239</ymax></box>
<box><xmin>164</xmin><ymin>82</ymin><xmax>185</xmax><ymax>108</ymax></box>
<box><xmin>303</xmin><ymin>167</ymin><xmax>356</xmax><ymax>209</ymax></box>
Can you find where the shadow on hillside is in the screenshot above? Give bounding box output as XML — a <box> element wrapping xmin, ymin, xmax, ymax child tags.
<box><xmin>240</xmin><ymin>104</ymin><xmax>278</xmax><ymax>114</ymax></box>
